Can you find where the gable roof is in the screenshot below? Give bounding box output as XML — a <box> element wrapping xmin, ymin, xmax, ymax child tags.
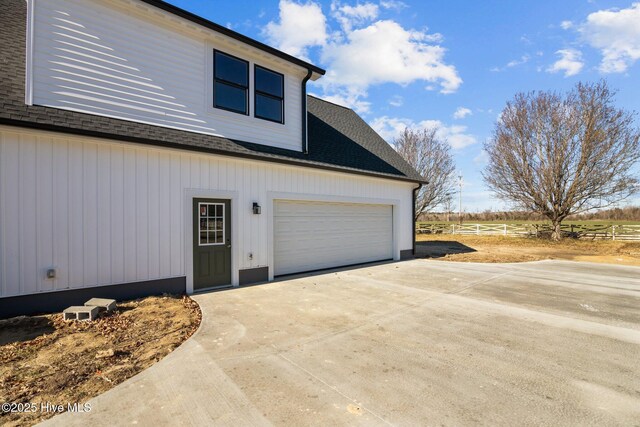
<box><xmin>0</xmin><ymin>0</ymin><xmax>424</xmax><ymax>184</ymax></box>
<box><xmin>138</xmin><ymin>0</ymin><xmax>325</xmax><ymax>78</ymax></box>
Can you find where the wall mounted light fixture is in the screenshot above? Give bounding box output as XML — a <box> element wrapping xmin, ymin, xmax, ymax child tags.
<box><xmin>252</xmin><ymin>202</ymin><xmax>261</xmax><ymax>214</ymax></box>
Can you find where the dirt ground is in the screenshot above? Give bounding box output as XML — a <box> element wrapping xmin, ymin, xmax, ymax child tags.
<box><xmin>416</xmin><ymin>234</ymin><xmax>640</xmax><ymax>265</ymax></box>
<box><xmin>0</xmin><ymin>295</ymin><xmax>201</xmax><ymax>427</ymax></box>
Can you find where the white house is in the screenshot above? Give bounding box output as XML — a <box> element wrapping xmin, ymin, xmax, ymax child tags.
<box><xmin>0</xmin><ymin>0</ymin><xmax>424</xmax><ymax>318</ymax></box>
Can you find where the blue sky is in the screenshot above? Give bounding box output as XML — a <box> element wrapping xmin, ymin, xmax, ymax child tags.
<box><xmin>167</xmin><ymin>0</ymin><xmax>640</xmax><ymax>212</ymax></box>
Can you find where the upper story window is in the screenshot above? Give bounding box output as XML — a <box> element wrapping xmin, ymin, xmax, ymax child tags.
<box><xmin>213</xmin><ymin>50</ymin><xmax>248</xmax><ymax>115</ymax></box>
<box><xmin>255</xmin><ymin>65</ymin><xmax>284</xmax><ymax>124</ymax></box>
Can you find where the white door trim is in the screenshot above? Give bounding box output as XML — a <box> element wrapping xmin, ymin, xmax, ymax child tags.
<box><xmin>266</xmin><ymin>191</ymin><xmax>400</xmax><ymax>280</ymax></box>
<box><xmin>184</xmin><ymin>189</ymin><xmax>239</xmax><ymax>294</ymax></box>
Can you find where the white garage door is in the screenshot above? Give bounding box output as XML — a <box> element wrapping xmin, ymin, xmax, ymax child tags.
<box><xmin>274</xmin><ymin>200</ymin><xmax>393</xmax><ymax>276</ymax></box>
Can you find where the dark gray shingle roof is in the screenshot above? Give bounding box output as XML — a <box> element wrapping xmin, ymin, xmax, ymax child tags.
<box><xmin>0</xmin><ymin>0</ymin><xmax>423</xmax><ymax>184</ymax></box>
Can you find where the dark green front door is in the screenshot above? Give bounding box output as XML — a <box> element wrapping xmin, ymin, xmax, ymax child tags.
<box><xmin>193</xmin><ymin>198</ymin><xmax>231</xmax><ymax>290</ymax></box>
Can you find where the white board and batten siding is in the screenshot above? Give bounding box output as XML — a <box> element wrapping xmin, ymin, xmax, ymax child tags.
<box><xmin>0</xmin><ymin>126</ymin><xmax>415</xmax><ymax>298</ymax></box>
<box><xmin>274</xmin><ymin>201</ymin><xmax>393</xmax><ymax>276</ymax></box>
<box><xmin>29</xmin><ymin>0</ymin><xmax>306</xmax><ymax>151</ymax></box>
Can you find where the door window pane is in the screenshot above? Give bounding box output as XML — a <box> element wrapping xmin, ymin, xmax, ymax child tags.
<box><xmin>198</xmin><ymin>203</ymin><xmax>225</xmax><ymax>245</ymax></box>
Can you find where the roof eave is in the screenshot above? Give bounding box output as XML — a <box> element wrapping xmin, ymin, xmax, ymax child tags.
<box><xmin>0</xmin><ymin>118</ymin><xmax>423</xmax><ymax>184</ymax></box>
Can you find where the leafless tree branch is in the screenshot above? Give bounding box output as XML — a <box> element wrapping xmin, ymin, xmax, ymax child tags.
<box><xmin>394</xmin><ymin>127</ymin><xmax>456</xmax><ymax>220</ymax></box>
<box><xmin>483</xmin><ymin>80</ymin><xmax>640</xmax><ymax>239</ymax></box>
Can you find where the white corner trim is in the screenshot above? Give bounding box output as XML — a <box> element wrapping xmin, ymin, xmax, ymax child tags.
<box><xmin>24</xmin><ymin>0</ymin><xmax>35</xmax><ymax>105</ymax></box>
<box><xmin>183</xmin><ymin>188</ymin><xmax>240</xmax><ymax>294</ymax></box>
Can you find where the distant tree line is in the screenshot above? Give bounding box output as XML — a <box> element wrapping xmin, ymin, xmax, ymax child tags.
<box><xmin>418</xmin><ymin>205</ymin><xmax>640</xmax><ymax>223</ymax></box>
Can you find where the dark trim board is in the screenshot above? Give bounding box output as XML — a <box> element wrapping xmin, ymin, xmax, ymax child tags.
<box><xmin>0</xmin><ymin>277</ymin><xmax>186</xmax><ymax>319</ymax></box>
<box><xmin>275</xmin><ymin>258</ymin><xmax>394</xmax><ymax>279</ymax></box>
<box><xmin>239</xmin><ymin>267</ymin><xmax>269</xmax><ymax>285</ymax></box>
<box><xmin>400</xmin><ymin>249</ymin><xmax>414</xmax><ymax>260</ymax></box>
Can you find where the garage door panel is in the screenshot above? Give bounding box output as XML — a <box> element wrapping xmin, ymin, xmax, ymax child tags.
<box><xmin>274</xmin><ymin>200</ymin><xmax>393</xmax><ymax>276</ymax></box>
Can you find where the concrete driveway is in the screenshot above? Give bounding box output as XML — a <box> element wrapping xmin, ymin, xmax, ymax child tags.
<box><xmin>43</xmin><ymin>260</ymin><xmax>640</xmax><ymax>426</ymax></box>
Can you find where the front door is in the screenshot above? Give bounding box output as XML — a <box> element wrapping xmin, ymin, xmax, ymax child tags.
<box><xmin>193</xmin><ymin>198</ymin><xmax>231</xmax><ymax>290</ymax></box>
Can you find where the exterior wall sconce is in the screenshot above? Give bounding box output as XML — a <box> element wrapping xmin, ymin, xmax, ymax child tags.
<box><xmin>252</xmin><ymin>202</ymin><xmax>261</xmax><ymax>214</ymax></box>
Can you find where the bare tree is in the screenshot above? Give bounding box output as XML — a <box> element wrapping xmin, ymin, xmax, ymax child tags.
<box><xmin>483</xmin><ymin>80</ymin><xmax>640</xmax><ymax>239</ymax></box>
<box><xmin>394</xmin><ymin>127</ymin><xmax>456</xmax><ymax>220</ymax></box>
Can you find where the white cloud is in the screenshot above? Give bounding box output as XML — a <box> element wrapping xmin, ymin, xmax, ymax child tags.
<box><xmin>314</xmin><ymin>91</ymin><xmax>372</xmax><ymax>113</ymax></box>
<box><xmin>473</xmin><ymin>150</ymin><xmax>489</xmax><ymax>166</ymax></box>
<box><xmin>547</xmin><ymin>48</ymin><xmax>584</xmax><ymax>77</ymax></box>
<box><xmin>506</xmin><ymin>54</ymin><xmax>530</xmax><ymax>68</ymax></box>
<box><xmin>435</xmin><ymin>122</ymin><xmax>477</xmax><ymax>150</ymax></box>
<box><xmin>491</xmin><ymin>54</ymin><xmax>531</xmax><ymax>72</ymax></box>
<box><xmin>263</xmin><ymin>0</ymin><xmax>328</xmax><ymax>60</ymax></box>
<box><xmin>453</xmin><ymin>107</ymin><xmax>472</xmax><ymax>120</ymax></box>
<box><xmin>369</xmin><ymin>116</ymin><xmax>412</xmax><ymax>141</ymax></box>
<box><xmin>331</xmin><ymin>1</ymin><xmax>379</xmax><ymax>31</ymax></box>
<box><xmin>370</xmin><ymin>116</ymin><xmax>477</xmax><ymax>149</ymax></box>
<box><xmin>579</xmin><ymin>3</ymin><xmax>640</xmax><ymax>73</ymax></box>
<box><xmin>380</xmin><ymin>0</ymin><xmax>408</xmax><ymax>11</ymax></box>
<box><xmin>319</xmin><ymin>20</ymin><xmax>462</xmax><ymax>99</ymax></box>
<box><xmin>389</xmin><ymin>95</ymin><xmax>403</xmax><ymax>107</ymax></box>
<box><xmin>265</xmin><ymin>1</ymin><xmax>461</xmax><ymax>113</ymax></box>
<box><xmin>560</xmin><ymin>20</ymin><xmax>574</xmax><ymax>30</ymax></box>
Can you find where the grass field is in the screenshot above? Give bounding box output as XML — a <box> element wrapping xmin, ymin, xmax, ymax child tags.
<box><xmin>415</xmin><ymin>234</ymin><xmax>640</xmax><ymax>265</ymax></box>
<box><xmin>417</xmin><ymin>220</ymin><xmax>640</xmax><ymax>225</ymax></box>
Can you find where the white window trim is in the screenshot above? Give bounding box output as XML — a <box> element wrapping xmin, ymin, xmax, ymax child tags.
<box><xmin>25</xmin><ymin>0</ymin><xmax>36</xmax><ymax>105</ymax></box>
<box><xmin>197</xmin><ymin>202</ymin><xmax>225</xmax><ymax>246</ymax></box>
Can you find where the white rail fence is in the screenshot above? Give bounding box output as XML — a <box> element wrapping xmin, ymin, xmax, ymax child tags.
<box><xmin>416</xmin><ymin>223</ymin><xmax>640</xmax><ymax>241</ymax></box>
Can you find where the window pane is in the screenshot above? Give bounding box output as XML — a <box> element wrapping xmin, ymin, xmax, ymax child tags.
<box><xmin>216</xmin><ymin>231</ymin><xmax>223</xmax><ymax>243</ymax></box>
<box><xmin>207</xmin><ymin>205</ymin><xmax>215</xmax><ymax>216</ymax></box>
<box><xmin>214</xmin><ymin>52</ymin><xmax>248</xmax><ymax>86</ymax></box>
<box><xmin>200</xmin><ymin>231</ymin><xmax>207</xmax><ymax>245</ymax></box>
<box><xmin>207</xmin><ymin>231</ymin><xmax>217</xmax><ymax>243</ymax></box>
<box><xmin>256</xmin><ymin>94</ymin><xmax>283</xmax><ymax>122</ymax></box>
<box><xmin>200</xmin><ymin>205</ymin><xmax>207</xmax><ymax>217</ymax></box>
<box><xmin>214</xmin><ymin>82</ymin><xmax>247</xmax><ymax>114</ymax></box>
<box><xmin>216</xmin><ymin>205</ymin><xmax>222</xmax><ymax>216</ymax></box>
<box><xmin>255</xmin><ymin>67</ymin><xmax>283</xmax><ymax>98</ymax></box>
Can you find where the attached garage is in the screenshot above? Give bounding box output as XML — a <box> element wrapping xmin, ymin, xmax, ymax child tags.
<box><xmin>0</xmin><ymin>0</ymin><xmax>424</xmax><ymax>318</ymax></box>
<box><xmin>273</xmin><ymin>200</ymin><xmax>394</xmax><ymax>276</ymax></box>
